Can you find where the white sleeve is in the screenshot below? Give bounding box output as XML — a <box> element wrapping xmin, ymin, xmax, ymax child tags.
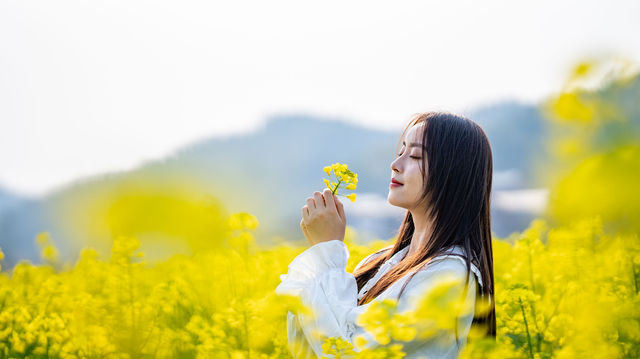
<box><xmin>275</xmin><ymin>240</ymin><xmax>480</xmax><ymax>358</ymax></box>
<box><xmin>275</xmin><ymin>240</ymin><xmax>359</xmax><ymax>358</ymax></box>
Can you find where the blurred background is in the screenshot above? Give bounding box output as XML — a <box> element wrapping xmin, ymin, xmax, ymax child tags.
<box><xmin>1</xmin><ymin>0</ymin><xmax>639</xmax><ymax>269</ymax></box>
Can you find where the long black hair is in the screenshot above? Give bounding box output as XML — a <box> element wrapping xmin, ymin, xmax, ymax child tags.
<box><xmin>353</xmin><ymin>111</ymin><xmax>496</xmax><ymax>339</ymax></box>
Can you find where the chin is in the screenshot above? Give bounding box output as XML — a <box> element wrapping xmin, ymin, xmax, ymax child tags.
<box><xmin>387</xmin><ymin>195</ymin><xmax>404</xmax><ymax>208</ymax></box>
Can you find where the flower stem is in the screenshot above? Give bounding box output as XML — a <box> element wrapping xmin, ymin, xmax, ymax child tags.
<box><xmin>519</xmin><ymin>296</ymin><xmax>534</xmax><ymax>359</ymax></box>
<box><xmin>332</xmin><ymin>179</ymin><xmax>342</xmax><ymax>195</ymax></box>
<box><xmin>632</xmin><ymin>259</ymin><xmax>638</xmax><ymax>295</ymax></box>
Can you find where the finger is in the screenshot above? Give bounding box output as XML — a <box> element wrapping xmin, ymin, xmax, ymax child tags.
<box><xmin>302</xmin><ymin>226</ymin><xmax>311</xmax><ymax>245</ymax></box>
<box><xmin>302</xmin><ymin>205</ymin><xmax>310</xmax><ymax>222</ymax></box>
<box><xmin>334</xmin><ymin>194</ymin><xmax>345</xmax><ymax>222</ymax></box>
<box><xmin>306</xmin><ymin>197</ymin><xmax>316</xmax><ymax>210</ymax></box>
<box><xmin>313</xmin><ymin>191</ymin><xmax>325</xmax><ymax>208</ymax></box>
<box><xmin>300</xmin><ymin>220</ymin><xmax>310</xmax><ymax>243</ymax></box>
<box><xmin>323</xmin><ymin>188</ymin><xmax>336</xmax><ymax>213</ymax></box>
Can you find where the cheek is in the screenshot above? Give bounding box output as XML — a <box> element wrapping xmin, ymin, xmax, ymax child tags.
<box><xmin>408</xmin><ymin>164</ymin><xmax>424</xmax><ymax>185</ymax></box>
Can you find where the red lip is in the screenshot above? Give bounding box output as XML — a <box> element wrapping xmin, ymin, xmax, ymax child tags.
<box><xmin>391</xmin><ymin>179</ymin><xmax>403</xmax><ymax>185</ymax></box>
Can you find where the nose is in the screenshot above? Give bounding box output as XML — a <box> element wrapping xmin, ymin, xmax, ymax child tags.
<box><xmin>391</xmin><ymin>157</ymin><xmax>400</xmax><ymax>173</ymax></box>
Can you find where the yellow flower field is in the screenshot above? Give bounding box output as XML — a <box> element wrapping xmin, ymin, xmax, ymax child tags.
<box><xmin>0</xmin><ymin>213</ymin><xmax>639</xmax><ymax>358</ymax></box>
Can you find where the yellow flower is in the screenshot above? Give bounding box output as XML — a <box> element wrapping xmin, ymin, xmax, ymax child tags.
<box><xmin>42</xmin><ymin>245</ymin><xmax>59</xmax><ymax>263</ymax></box>
<box><xmin>346</xmin><ymin>193</ymin><xmax>356</xmax><ymax>202</ymax></box>
<box><xmin>36</xmin><ymin>232</ymin><xmax>51</xmax><ymax>246</ymax></box>
<box><xmin>354</xmin><ymin>334</ymin><xmax>368</xmax><ymax>349</ymax></box>
<box><xmin>323</xmin><ymin>162</ymin><xmax>358</xmax><ymax>202</ymax></box>
<box><xmin>392</xmin><ymin>324</ymin><xmax>417</xmax><ymax>342</ymax></box>
<box><xmin>228</xmin><ymin>212</ymin><xmax>260</xmax><ymax>231</ymax></box>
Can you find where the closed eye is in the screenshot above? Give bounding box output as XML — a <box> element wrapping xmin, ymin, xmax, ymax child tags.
<box><xmin>396</xmin><ymin>153</ymin><xmax>421</xmax><ymax>160</ymax></box>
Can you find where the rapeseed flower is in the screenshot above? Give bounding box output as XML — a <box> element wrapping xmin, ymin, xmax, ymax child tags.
<box><xmin>323</xmin><ymin>162</ymin><xmax>358</xmax><ymax>202</ymax></box>
<box><xmin>0</xmin><ymin>207</ymin><xmax>637</xmax><ymax>358</ymax></box>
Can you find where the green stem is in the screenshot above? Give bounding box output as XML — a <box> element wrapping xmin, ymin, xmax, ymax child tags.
<box><xmin>519</xmin><ymin>296</ymin><xmax>534</xmax><ymax>359</ymax></box>
<box><xmin>632</xmin><ymin>259</ymin><xmax>638</xmax><ymax>295</ymax></box>
<box><xmin>331</xmin><ymin>178</ymin><xmax>342</xmax><ymax>195</ymax></box>
<box><xmin>526</xmin><ymin>242</ymin><xmax>542</xmax><ymax>353</ymax></box>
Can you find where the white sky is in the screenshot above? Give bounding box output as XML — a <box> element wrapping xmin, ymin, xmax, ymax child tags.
<box><xmin>1</xmin><ymin>0</ymin><xmax>639</xmax><ymax>197</ymax></box>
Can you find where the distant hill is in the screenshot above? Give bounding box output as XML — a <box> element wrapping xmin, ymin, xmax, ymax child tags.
<box><xmin>0</xmin><ymin>186</ymin><xmax>57</xmax><ymax>267</ymax></box>
<box><xmin>472</xmin><ymin>101</ymin><xmax>551</xmax><ymax>188</ymax></box>
<box><xmin>0</xmin><ymin>187</ymin><xmax>27</xmax><ymax>215</ymax></box>
<box><xmin>0</xmin><ymin>101</ymin><xmax>549</xmax><ymax>269</ymax></box>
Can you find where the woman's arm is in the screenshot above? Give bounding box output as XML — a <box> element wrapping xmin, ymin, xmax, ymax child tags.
<box><xmin>279</xmin><ymin>245</ymin><xmax>389</xmax><ymax>358</ymax></box>
<box><xmin>275</xmin><ymin>240</ymin><xmax>480</xmax><ymax>358</ymax></box>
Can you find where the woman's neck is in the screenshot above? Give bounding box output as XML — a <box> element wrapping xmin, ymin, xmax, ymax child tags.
<box><xmin>406</xmin><ymin>209</ymin><xmax>434</xmax><ymax>258</ymax></box>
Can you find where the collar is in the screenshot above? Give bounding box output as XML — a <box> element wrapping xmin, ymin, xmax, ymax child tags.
<box><xmin>389</xmin><ymin>244</ymin><xmax>466</xmax><ymax>263</ymax></box>
<box><xmin>387</xmin><ymin>245</ymin><xmax>410</xmax><ymax>265</ymax></box>
<box><xmin>386</xmin><ymin>245</ymin><xmax>483</xmax><ymax>281</ymax></box>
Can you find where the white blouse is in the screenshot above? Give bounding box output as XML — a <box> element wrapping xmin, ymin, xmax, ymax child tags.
<box><xmin>275</xmin><ymin>240</ymin><xmax>484</xmax><ymax>359</ymax></box>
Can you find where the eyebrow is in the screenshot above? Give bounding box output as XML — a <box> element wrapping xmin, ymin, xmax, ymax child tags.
<box><xmin>402</xmin><ymin>140</ymin><xmax>424</xmax><ymax>148</ymax></box>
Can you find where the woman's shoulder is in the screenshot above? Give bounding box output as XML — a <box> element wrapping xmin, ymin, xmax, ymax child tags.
<box><xmin>416</xmin><ymin>247</ymin><xmax>483</xmax><ymax>289</ymax></box>
<box><xmin>354</xmin><ymin>244</ymin><xmax>484</xmax><ymax>289</ymax></box>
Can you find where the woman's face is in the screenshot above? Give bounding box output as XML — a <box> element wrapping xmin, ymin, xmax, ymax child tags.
<box><xmin>388</xmin><ymin>122</ymin><xmax>426</xmax><ymax>210</ymax></box>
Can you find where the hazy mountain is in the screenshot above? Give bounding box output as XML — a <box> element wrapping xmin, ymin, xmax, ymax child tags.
<box><xmin>472</xmin><ymin>101</ymin><xmax>551</xmax><ymax>188</ymax></box>
<box><xmin>0</xmin><ymin>186</ymin><xmax>60</xmax><ymax>267</ymax></box>
<box><xmin>0</xmin><ymin>101</ymin><xmax>550</xmax><ymax>269</ymax></box>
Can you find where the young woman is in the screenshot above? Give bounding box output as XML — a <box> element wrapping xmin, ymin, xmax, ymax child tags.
<box><xmin>275</xmin><ymin>112</ymin><xmax>496</xmax><ymax>358</ymax></box>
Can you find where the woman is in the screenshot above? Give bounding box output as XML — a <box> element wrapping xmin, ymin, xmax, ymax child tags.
<box><xmin>275</xmin><ymin>112</ymin><xmax>496</xmax><ymax>358</ymax></box>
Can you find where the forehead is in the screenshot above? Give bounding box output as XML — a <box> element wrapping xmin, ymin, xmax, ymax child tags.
<box><xmin>403</xmin><ymin>122</ymin><xmax>425</xmax><ymax>145</ymax></box>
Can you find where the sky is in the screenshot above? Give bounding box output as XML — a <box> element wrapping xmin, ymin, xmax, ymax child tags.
<box><xmin>1</xmin><ymin>0</ymin><xmax>639</xmax><ymax>197</ymax></box>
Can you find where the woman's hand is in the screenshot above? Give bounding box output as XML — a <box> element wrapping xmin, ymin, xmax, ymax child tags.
<box><xmin>300</xmin><ymin>188</ymin><xmax>346</xmax><ymax>247</ymax></box>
